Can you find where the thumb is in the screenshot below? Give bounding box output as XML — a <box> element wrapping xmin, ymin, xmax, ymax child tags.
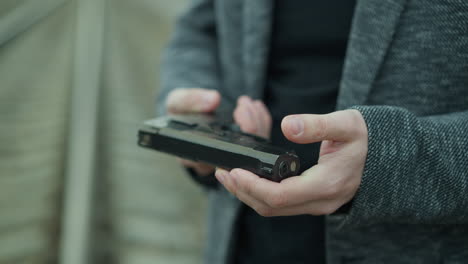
<box><xmin>281</xmin><ymin>110</ymin><xmax>364</xmax><ymax>144</ymax></box>
<box><xmin>166</xmin><ymin>88</ymin><xmax>221</xmax><ymax>114</ymax></box>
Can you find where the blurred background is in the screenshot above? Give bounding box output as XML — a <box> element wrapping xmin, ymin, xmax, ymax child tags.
<box><xmin>0</xmin><ymin>0</ymin><xmax>207</xmax><ymax>263</ymax></box>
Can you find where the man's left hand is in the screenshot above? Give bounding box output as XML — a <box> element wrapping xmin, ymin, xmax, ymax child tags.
<box><xmin>215</xmin><ymin>110</ymin><xmax>368</xmax><ymax>216</ymax></box>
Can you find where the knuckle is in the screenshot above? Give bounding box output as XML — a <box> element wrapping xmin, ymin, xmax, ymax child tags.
<box><xmin>241</xmin><ymin>177</ymin><xmax>259</xmax><ymax>196</ymax></box>
<box><xmin>313</xmin><ymin>116</ymin><xmax>328</xmax><ymax>140</ymax></box>
<box><xmin>226</xmin><ymin>181</ymin><xmax>238</xmax><ymax>196</ymax></box>
<box><xmin>320</xmin><ymin>183</ymin><xmax>341</xmax><ymax>200</ymax></box>
<box><xmin>267</xmin><ymin>189</ymin><xmax>289</xmax><ymax>208</ymax></box>
<box><xmin>243</xmin><ymin>181</ymin><xmax>255</xmax><ymax>196</ymax></box>
<box><xmin>312</xmin><ymin>203</ymin><xmax>339</xmax><ymax>215</ymax></box>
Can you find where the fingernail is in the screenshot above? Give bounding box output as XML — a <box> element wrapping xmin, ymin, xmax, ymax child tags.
<box><xmin>289</xmin><ymin>117</ymin><xmax>304</xmax><ymax>136</ymax></box>
<box><xmin>216</xmin><ymin>170</ymin><xmax>227</xmax><ymax>183</ymax></box>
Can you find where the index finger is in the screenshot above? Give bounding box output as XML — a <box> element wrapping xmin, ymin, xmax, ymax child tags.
<box><xmin>166</xmin><ymin>88</ymin><xmax>220</xmax><ymax>114</ymax></box>
<box><xmin>230</xmin><ymin>166</ymin><xmax>328</xmax><ymax>208</ymax></box>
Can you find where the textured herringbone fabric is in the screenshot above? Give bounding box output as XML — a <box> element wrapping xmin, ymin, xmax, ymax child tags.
<box><xmin>327</xmin><ymin>1</ymin><xmax>468</xmax><ymax>262</ymax></box>
<box><xmin>338</xmin><ymin>0</ymin><xmax>468</xmax><ymax>226</ymax></box>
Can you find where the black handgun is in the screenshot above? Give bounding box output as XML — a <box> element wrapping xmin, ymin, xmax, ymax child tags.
<box><xmin>137</xmin><ymin>114</ymin><xmax>300</xmax><ymax>182</ymax></box>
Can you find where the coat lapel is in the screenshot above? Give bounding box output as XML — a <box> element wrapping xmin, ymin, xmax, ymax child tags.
<box><xmin>240</xmin><ymin>0</ymin><xmax>407</xmax><ymax>106</ymax></box>
<box><xmin>338</xmin><ymin>0</ymin><xmax>408</xmax><ymax>108</ymax></box>
<box><xmin>242</xmin><ymin>0</ymin><xmax>274</xmax><ymax>99</ymax></box>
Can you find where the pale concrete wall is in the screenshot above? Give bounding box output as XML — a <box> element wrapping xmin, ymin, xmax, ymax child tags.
<box><xmin>98</xmin><ymin>1</ymin><xmax>207</xmax><ymax>263</ymax></box>
<box><xmin>0</xmin><ymin>1</ymin><xmax>207</xmax><ymax>263</ymax></box>
<box><xmin>0</xmin><ymin>1</ymin><xmax>74</xmax><ymax>262</ymax></box>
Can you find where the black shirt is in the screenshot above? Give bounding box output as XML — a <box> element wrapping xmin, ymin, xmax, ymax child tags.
<box><xmin>235</xmin><ymin>1</ymin><xmax>356</xmax><ymax>263</ymax></box>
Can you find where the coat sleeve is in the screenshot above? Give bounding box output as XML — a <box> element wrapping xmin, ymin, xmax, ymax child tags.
<box><xmin>158</xmin><ymin>0</ymin><xmax>220</xmax><ymax>114</ymax></box>
<box><xmin>342</xmin><ymin>105</ymin><xmax>468</xmax><ymax>226</ymax></box>
<box><xmin>158</xmin><ymin>0</ymin><xmax>220</xmax><ymax>190</ymax></box>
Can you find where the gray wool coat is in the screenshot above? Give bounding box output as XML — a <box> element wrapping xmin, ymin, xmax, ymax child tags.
<box><xmin>159</xmin><ymin>0</ymin><xmax>468</xmax><ymax>263</ymax></box>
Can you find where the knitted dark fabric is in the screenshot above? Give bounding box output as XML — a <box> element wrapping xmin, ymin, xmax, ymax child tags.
<box><xmin>327</xmin><ymin>0</ymin><xmax>468</xmax><ymax>262</ymax></box>
<box><xmin>339</xmin><ymin>0</ymin><xmax>468</xmax><ymax>226</ymax></box>
<box><xmin>348</xmin><ymin>106</ymin><xmax>468</xmax><ymax>224</ymax></box>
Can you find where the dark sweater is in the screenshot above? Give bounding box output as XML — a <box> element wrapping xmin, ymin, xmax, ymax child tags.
<box><xmin>235</xmin><ymin>1</ymin><xmax>356</xmax><ymax>263</ymax></box>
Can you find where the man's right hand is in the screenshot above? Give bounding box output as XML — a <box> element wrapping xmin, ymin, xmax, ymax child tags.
<box><xmin>166</xmin><ymin>88</ymin><xmax>221</xmax><ymax>176</ymax></box>
<box><xmin>166</xmin><ymin>88</ymin><xmax>272</xmax><ymax>177</ymax></box>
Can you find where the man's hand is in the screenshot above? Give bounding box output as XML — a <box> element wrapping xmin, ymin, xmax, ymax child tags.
<box><xmin>166</xmin><ymin>89</ymin><xmax>271</xmax><ymax>176</ymax></box>
<box><xmin>166</xmin><ymin>88</ymin><xmax>221</xmax><ymax>114</ymax></box>
<box><xmin>233</xmin><ymin>96</ymin><xmax>272</xmax><ymax>139</ymax></box>
<box><xmin>166</xmin><ymin>88</ymin><xmax>221</xmax><ymax>176</ymax></box>
<box><xmin>215</xmin><ymin>110</ymin><xmax>368</xmax><ymax>216</ymax></box>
